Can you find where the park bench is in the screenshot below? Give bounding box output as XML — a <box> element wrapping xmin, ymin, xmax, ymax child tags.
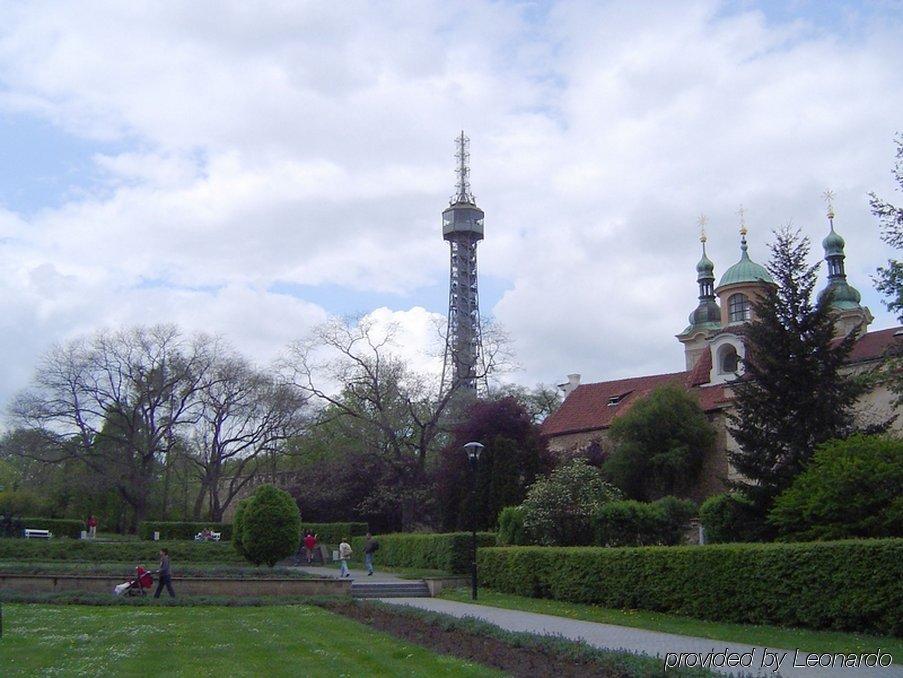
<box><xmin>23</xmin><ymin>528</ymin><xmax>52</xmax><ymax>539</ymax></box>
<box><xmin>194</xmin><ymin>531</ymin><xmax>221</xmax><ymax>542</ymax></box>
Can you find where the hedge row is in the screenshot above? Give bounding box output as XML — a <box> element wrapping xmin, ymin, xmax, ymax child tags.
<box><xmin>0</xmin><ymin>538</ymin><xmax>246</xmax><ymax>564</ymax></box>
<box><xmin>133</xmin><ymin>521</ymin><xmax>366</xmax><ymax>543</ymax></box>
<box><xmin>138</xmin><ymin>522</ymin><xmax>233</xmax><ymax>541</ymax></box>
<box><xmin>302</xmin><ymin>522</ymin><xmax>368</xmax><ymax>545</ymax></box>
<box><xmin>19</xmin><ymin>518</ymin><xmax>86</xmax><ymax>539</ymax></box>
<box><xmin>350</xmin><ymin>532</ymin><xmax>497</xmax><ymax>574</ymax></box>
<box><xmin>477</xmin><ymin>539</ymin><xmax>903</xmax><ymax>636</ymax></box>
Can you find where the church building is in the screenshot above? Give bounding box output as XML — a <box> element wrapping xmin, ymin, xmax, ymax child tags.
<box><xmin>542</xmin><ymin>206</ymin><xmax>900</xmax><ymax>503</ymax></box>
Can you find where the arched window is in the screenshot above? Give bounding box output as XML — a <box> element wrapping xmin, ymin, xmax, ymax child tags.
<box><xmin>728</xmin><ymin>293</ymin><xmax>751</xmax><ymax>323</ymax></box>
<box><xmin>719</xmin><ymin>345</ymin><xmax>739</xmax><ymax>374</ymax></box>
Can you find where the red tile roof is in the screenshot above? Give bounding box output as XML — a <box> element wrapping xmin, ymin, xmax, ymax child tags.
<box><xmin>542</xmin><ymin>326</ymin><xmax>901</xmax><ymax>439</ymax></box>
<box><xmin>846</xmin><ymin>326</ymin><xmax>902</xmax><ymax>364</ymax></box>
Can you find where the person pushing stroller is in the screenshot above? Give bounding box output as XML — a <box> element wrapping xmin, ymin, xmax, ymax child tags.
<box><xmin>152</xmin><ymin>548</ymin><xmax>176</xmax><ymax>598</ymax></box>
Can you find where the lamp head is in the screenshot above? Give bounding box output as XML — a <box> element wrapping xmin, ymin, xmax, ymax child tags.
<box><xmin>463</xmin><ymin>441</ymin><xmax>484</xmax><ymax>461</ymax></box>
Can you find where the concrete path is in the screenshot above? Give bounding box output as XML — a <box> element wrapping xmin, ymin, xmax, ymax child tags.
<box><xmin>294</xmin><ymin>564</ymin><xmax>406</xmax><ymax>582</ymax></box>
<box><xmin>380</xmin><ymin>598</ymin><xmax>900</xmax><ymax>678</ymax></box>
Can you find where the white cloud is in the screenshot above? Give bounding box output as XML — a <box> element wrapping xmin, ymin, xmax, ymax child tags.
<box><xmin>0</xmin><ymin>0</ymin><xmax>901</xmax><ymax>414</ymax></box>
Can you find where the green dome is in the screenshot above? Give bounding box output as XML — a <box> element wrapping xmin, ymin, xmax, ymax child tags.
<box><xmin>820</xmin><ymin>281</ymin><xmax>862</xmax><ymax>310</ymax></box>
<box><xmin>687</xmin><ymin>299</ymin><xmax>721</xmax><ymax>328</ymax></box>
<box><xmin>822</xmin><ymin>226</ymin><xmax>845</xmax><ymax>257</ymax></box>
<box><xmin>718</xmin><ymin>239</ymin><xmax>773</xmax><ymax>287</ymax></box>
<box><xmin>696</xmin><ymin>252</ymin><xmax>714</xmax><ymax>276</ymax></box>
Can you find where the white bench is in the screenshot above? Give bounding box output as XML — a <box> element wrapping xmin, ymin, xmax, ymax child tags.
<box><xmin>24</xmin><ymin>528</ymin><xmax>53</xmax><ymax>539</ymax></box>
<box><xmin>194</xmin><ymin>531</ymin><xmax>221</xmax><ymax>542</ymax></box>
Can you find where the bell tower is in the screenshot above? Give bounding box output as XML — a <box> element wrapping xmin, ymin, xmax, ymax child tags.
<box><xmin>677</xmin><ymin>215</ymin><xmax>722</xmax><ymax>370</ymax></box>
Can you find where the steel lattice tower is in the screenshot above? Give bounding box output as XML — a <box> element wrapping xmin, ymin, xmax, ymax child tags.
<box><xmin>441</xmin><ymin>131</ymin><xmax>485</xmax><ymax>394</ymax></box>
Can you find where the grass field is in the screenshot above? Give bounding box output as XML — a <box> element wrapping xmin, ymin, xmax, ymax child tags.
<box><xmin>0</xmin><ymin>604</ymin><xmax>500</xmax><ymax>677</ymax></box>
<box><xmin>441</xmin><ymin>588</ymin><xmax>903</xmax><ymax>662</ymax></box>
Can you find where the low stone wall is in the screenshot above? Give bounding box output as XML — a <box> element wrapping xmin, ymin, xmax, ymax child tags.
<box><xmin>424</xmin><ymin>576</ymin><xmax>469</xmax><ymax>597</ymax></box>
<box><xmin>0</xmin><ymin>573</ymin><xmax>350</xmax><ymax>597</ymax></box>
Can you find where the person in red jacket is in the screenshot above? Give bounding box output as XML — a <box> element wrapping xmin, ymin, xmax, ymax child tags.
<box><xmin>87</xmin><ymin>515</ymin><xmax>98</xmax><ymax>540</ymax></box>
<box><xmin>303</xmin><ymin>531</ymin><xmax>318</xmax><ymax>564</ymax></box>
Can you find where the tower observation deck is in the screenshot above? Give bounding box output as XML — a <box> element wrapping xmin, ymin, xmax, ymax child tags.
<box><xmin>441</xmin><ymin>131</ymin><xmax>485</xmax><ymax>394</ymax></box>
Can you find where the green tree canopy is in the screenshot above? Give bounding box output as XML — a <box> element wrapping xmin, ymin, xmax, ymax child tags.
<box><xmin>768</xmin><ymin>435</ymin><xmax>903</xmax><ymax>541</ymax></box>
<box><xmin>869</xmin><ymin>133</ymin><xmax>903</xmax><ymax>322</ymax></box>
<box><xmin>604</xmin><ymin>384</ymin><xmax>715</xmax><ymax>501</ymax></box>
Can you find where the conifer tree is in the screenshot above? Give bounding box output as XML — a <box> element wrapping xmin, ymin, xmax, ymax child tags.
<box><xmin>869</xmin><ymin>134</ymin><xmax>903</xmax><ymax>405</ymax></box>
<box><xmin>869</xmin><ymin>134</ymin><xmax>903</xmax><ymax>322</ymax></box>
<box><xmin>728</xmin><ymin>227</ymin><xmax>864</xmax><ymax>524</ymax></box>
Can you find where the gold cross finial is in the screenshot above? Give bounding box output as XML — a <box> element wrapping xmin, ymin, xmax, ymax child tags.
<box><xmin>737</xmin><ymin>205</ymin><xmax>748</xmax><ymax>237</ymax></box>
<box><xmin>823</xmin><ymin>188</ymin><xmax>836</xmax><ymax>221</ymax></box>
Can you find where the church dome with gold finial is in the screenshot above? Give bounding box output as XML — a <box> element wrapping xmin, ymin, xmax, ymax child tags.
<box><xmin>717</xmin><ymin>223</ymin><xmax>773</xmax><ymax>289</ymax></box>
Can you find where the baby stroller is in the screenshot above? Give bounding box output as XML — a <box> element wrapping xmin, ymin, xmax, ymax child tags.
<box><xmin>113</xmin><ymin>566</ymin><xmax>154</xmax><ymax>596</ymax></box>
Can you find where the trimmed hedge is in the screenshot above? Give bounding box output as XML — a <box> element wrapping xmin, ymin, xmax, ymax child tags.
<box><xmin>350</xmin><ymin>532</ymin><xmax>497</xmax><ymax>574</ymax></box>
<box><xmin>138</xmin><ymin>521</ymin><xmax>233</xmax><ymax>541</ymax></box>
<box><xmin>20</xmin><ymin>518</ymin><xmax>86</xmax><ymax>540</ymax></box>
<box><xmin>301</xmin><ymin>522</ymin><xmax>368</xmax><ymax>545</ymax></box>
<box><xmin>0</xmin><ymin>538</ymin><xmax>246</xmax><ymax>564</ymax></box>
<box><xmin>593</xmin><ymin>497</ymin><xmax>695</xmax><ymax>547</ymax></box>
<box><xmin>477</xmin><ymin>539</ymin><xmax>903</xmax><ymax>635</ymax></box>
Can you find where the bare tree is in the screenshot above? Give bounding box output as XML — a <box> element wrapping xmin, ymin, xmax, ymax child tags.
<box><xmin>9</xmin><ymin>325</ymin><xmax>218</xmax><ymax>530</ymax></box>
<box><xmin>186</xmin><ymin>354</ymin><xmax>307</xmax><ymax>521</ymax></box>
<box><xmin>282</xmin><ymin>315</ymin><xmax>509</xmax><ymax>529</ymax></box>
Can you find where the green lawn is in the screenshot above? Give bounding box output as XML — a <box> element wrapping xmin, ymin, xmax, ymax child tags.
<box><xmin>441</xmin><ymin>588</ymin><xmax>902</xmax><ymax>662</ymax></box>
<box><xmin>0</xmin><ymin>604</ymin><xmax>500</xmax><ymax>677</ymax></box>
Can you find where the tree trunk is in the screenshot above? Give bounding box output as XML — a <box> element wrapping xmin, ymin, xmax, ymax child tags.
<box><xmin>192</xmin><ymin>479</ymin><xmax>208</xmax><ymax>521</ymax></box>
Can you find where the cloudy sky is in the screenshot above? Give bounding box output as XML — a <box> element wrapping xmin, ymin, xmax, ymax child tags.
<box><xmin>0</xmin><ymin>0</ymin><xmax>901</xmax><ymax>412</ymax></box>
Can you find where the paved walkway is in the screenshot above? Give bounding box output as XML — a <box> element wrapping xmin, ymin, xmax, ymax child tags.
<box><xmin>294</xmin><ymin>564</ymin><xmax>406</xmax><ymax>582</ymax></box>
<box><xmin>380</xmin><ymin>598</ymin><xmax>901</xmax><ymax>678</ymax></box>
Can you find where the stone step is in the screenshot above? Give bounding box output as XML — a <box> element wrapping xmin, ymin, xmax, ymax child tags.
<box><xmin>351</xmin><ymin>581</ymin><xmax>431</xmax><ymax>598</ymax></box>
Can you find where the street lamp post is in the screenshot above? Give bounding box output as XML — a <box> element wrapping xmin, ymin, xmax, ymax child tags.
<box><xmin>463</xmin><ymin>441</ymin><xmax>484</xmax><ymax>601</ymax></box>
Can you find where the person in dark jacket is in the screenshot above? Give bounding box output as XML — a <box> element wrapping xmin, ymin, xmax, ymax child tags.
<box><xmin>363</xmin><ymin>533</ymin><xmax>379</xmax><ymax>576</ymax></box>
<box><xmin>153</xmin><ymin>548</ymin><xmax>175</xmax><ymax>598</ymax></box>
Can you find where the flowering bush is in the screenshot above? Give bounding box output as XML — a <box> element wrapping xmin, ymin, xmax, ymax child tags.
<box><xmin>520</xmin><ymin>460</ymin><xmax>621</xmax><ymax>546</ymax></box>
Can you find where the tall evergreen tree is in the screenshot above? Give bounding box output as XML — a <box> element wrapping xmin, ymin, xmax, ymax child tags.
<box><xmin>869</xmin><ymin>134</ymin><xmax>903</xmax><ymax>405</ymax></box>
<box><xmin>728</xmin><ymin>227</ymin><xmax>864</xmax><ymax>523</ymax></box>
<box><xmin>869</xmin><ymin>133</ymin><xmax>903</xmax><ymax>322</ymax></box>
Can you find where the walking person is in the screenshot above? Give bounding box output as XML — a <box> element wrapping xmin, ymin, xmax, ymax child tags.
<box><xmin>153</xmin><ymin>548</ymin><xmax>176</xmax><ymax>598</ymax></box>
<box><xmin>338</xmin><ymin>538</ymin><xmax>352</xmax><ymax>578</ymax></box>
<box><xmin>303</xmin><ymin>531</ymin><xmax>318</xmax><ymax>564</ymax></box>
<box><xmin>87</xmin><ymin>514</ymin><xmax>98</xmax><ymax>539</ymax></box>
<box><xmin>363</xmin><ymin>532</ymin><xmax>380</xmax><ymax>576</ymax></box>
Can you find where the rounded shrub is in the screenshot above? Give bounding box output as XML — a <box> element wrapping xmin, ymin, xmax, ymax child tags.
<box><xmin>236</xmin><ymin>486</ymin><xmax>300</xmax><ymax>567</ymax></box>
<box><xmin>520</xmin><ymin>459</ymin><xmax>621</xmax><ymax>546</ymax></box>
<box><xmin>232</xmin><ymin>499</ymin><xmax>250</xmax><ymax>560</ymax></box>
<box><xmin>497</xmin><ymin>506</ymin><xmax>525</xmax><ymax>546</ymax></box>
<box><xmin>699</xmin><ymin>492</ymin><xmax>763</xmax><ymax>543</ymax></box>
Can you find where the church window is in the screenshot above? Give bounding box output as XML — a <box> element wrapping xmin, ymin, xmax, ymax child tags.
<box><xmin>728</xmin><ymin>293</ymin><xmax>751</xmax><ymax>322</ymax></box>
<box><xmin>719</xmin><ymin>345</ymin><xmax>739</xmax><ymax>374</ymax></box>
